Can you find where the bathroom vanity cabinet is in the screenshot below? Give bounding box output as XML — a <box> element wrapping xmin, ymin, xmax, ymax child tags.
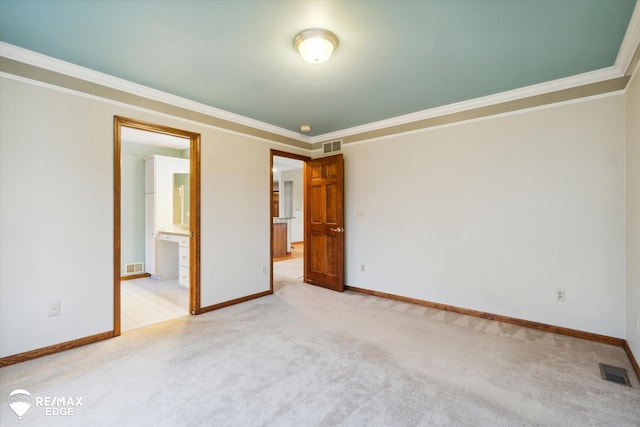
<box><xmin>157</xmin><ymin>232</ymin><xmax>190</xmax><ymax>288</ymax></box>
<box><xmin>178</xmin><ymin>235</ymin><xmax>190</xmax><ymax>287</ymax></box>
<box><xmin>144</xmin><ymin>155</ymin><xmax>190</xmax><ymax>280</ymax></box>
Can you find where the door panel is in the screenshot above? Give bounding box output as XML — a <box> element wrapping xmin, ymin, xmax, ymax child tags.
<box><xmin>310</xmin><ymin>234</ymin><xmax>325</xmax><ymax>272</ymax></box>
<box><xmin>305</xmin><ymin>154</ymin><xmax>344</xmax><ymax>292</ymax></box>
<box><xmin>311</xmin><ymin>186</ymin><xmax>324</xmax><ymax>223</ymax></box>
<box><xmin>326</xmin><ymin>184</ymin><xmax>337</xmax><ymax>223</ymax></box>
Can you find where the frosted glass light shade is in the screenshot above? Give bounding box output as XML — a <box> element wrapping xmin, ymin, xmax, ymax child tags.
<box><xmin>294</xmin><ymin>29</ymin><xmax>338</xmax><ymax>64</ymax></box>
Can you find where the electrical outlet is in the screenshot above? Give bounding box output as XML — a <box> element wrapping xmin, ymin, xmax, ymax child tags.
<box><xmin>555</xmin><ymin>289</ymin><xmax>565</xmax><ymax>302</ymax></box>
<box><xmin>360</xmin><ymin>264</ymin><xmax>365</xmax><ymax>272</ymax></box>
<box><xmin>356</xmin><ymin>210</ymin><xmax>365</xmax><ymax>219</ymax></box>
<box><xmin>48</xmin><ymin>300</ymin><xmax>60</xmax><ymax>316</ymax></box>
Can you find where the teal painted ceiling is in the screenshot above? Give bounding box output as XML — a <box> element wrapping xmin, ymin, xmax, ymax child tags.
<box><xmin>0</xmin><ymin>0</ymin><xmax>636</xmax><ymax>137</ymax></box>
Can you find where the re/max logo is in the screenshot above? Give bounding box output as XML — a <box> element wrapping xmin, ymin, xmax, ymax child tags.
<box><xmin>35</xmin><ymin>396</ymin><xmax>83</xmax><ymax>407</ymax></box>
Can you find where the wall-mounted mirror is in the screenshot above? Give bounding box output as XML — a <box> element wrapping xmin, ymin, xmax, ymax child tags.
<box><xmin>173</xmin><ymin>173</ymin><xmax>190</xmax><ymax>228</ymax></box>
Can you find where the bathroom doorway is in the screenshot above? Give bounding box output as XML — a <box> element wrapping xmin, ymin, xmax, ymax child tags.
<box><xmin>271</xmin><ymin>150</ymin><xmax>308</xmax><ymax>292</ymax></box>
<box><xmin>114</xmin><ymin>117</ymin><xmax>201</xmax><ymax>335</ymax></box>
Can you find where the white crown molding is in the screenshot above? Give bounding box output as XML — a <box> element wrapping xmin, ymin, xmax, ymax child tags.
<box><xmin>615</xmin><ymin>1</ymin><xmax>640</xmax><ymax>74</ymax></box>
<box><xmin>311</xmin><ymin>90</ymin><xmax>623</xmax><ymax>151</ymax></box>
<box><xmin>0</xmin><ymin>42</ymin><xmax>310</xmax><ymax>144</ymax></box>
<box><xmin>2</xmin><ymin>11</ymin><xmax>637</xmax><ymax>148</ymax></box>
<box><xmin>312</xmin><ymin>5</ymin><xmax>640</xmax><ymax>144</ymax></box>
<box><xmin>309</xmin><ymin>66</ymin><xmax>623</xmax><ymax>144</ymax></box>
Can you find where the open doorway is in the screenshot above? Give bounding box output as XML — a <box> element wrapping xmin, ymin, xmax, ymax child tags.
<box><xmin>271</xmin><ymin>150</ymin><xmax>309</xmax><ymax>291</ymax></box>
<box><xmin>114</xmin><ymin>117</ymin><xmax>201</xmax><ymax>336</ymax></box>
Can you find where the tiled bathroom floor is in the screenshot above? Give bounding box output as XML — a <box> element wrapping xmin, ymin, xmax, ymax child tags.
<box><xmin>121</xmin><ymin>277</ymin><xmax>189</xmax><ymax>332</ymax></box>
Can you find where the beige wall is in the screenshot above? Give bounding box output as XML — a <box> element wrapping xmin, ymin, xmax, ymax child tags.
<box><xmin>343</xmin><ymin>94</ymin><xmax>626</xmax><ymax>337</ymax></box>
<box><xmin>0</xmin><ymin>62</ymin><xmax>637</xmax><ymax>359</ymax></box>
<box><xmin>626</xmin><ymin>62</ymin><xmax>640</xmax><ymax>359</ymax></box>
<box><xmin>0</xmin><ymin>75</ymin><xmax>308</xmax><ymax>357</ymax></box>
<box><xmin>0</xmin><ymin>77</ymin><xmax>115</xmax><ymax>356</ymax></box>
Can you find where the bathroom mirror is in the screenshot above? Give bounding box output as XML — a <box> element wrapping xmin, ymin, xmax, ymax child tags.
<box><xmin>173</xmin><ymin>173</ymin><xmax>190</xmax><ymax>228</ymax></box>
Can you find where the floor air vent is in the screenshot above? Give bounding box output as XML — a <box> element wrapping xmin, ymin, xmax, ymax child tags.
<box><xmin>599</xmin><ymin>363</ymin><xmax>632</xmax><ymax>387</ymax></box>
<box><xmin>125</xmin><ymin>262</ymin><xmax>144</xmax><ymax>274</ymax></box>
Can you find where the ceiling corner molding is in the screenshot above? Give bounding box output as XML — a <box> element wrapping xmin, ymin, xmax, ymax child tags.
<box><xmin>309</xmin><ymin>66</ymin><xmax>622</xmax><ymax>144</ymax></box>
<box><xmin>0</xmin><ymin>42</ymin><xmax>311</xmax><ymax>144</ymax></box>
<box><xmin>616</xmin><ymin>1</ymin><xmax>640</xmax><ymax>75</ymax></box>
<box><xmin>311</xmin><ymin>6</ymin><xmax>640</xmax><ymax>145</ymax></box>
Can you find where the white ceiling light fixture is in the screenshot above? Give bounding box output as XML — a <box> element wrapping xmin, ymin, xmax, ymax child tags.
<box><xmin>293</xmin><ymin>29</ymin><xmax>339</xmax><ymax>64</ymax></box>
<box><xmin>300</xmin><ymin>124</ymin><xmax>312</xmax><ymax>133</ymax></box>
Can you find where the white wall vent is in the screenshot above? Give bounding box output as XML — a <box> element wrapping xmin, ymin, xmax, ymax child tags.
<box><xmin>323</xmin><ymin>140</ymin><xmax>342</xmax><ymax>154</ymax></box>
<box><xmin>125</xmin><ymin>262</ymin><xmax>144</xmax><ymax>275</ymax></box>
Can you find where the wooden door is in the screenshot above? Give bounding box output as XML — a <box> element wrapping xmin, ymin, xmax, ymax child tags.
<box><xmin>305</xmin><ymin>154</ymin><xmax>344</xmax><ymax>291</ymax></box>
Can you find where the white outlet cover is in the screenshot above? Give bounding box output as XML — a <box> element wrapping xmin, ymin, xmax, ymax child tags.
<box><xmin>48</xmin><ymin>301</ymin><xmax>60</xmax><ymax>316</ymax></box>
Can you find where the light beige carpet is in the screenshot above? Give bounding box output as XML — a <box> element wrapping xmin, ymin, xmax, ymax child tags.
<box><xmin>1</xmin><ymin>263</ymin><xmax>639</xmax><ymax>426</ymax></box>
<box><xmin>274</xmin><ymin>257</ymin><xmax>304</xmax><ymax>292</ymax></box>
